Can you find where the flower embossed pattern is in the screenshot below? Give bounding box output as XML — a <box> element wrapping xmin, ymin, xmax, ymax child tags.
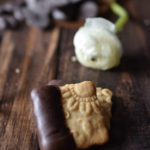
<box><xmin>61</xmin><ymin>81</ymin><xmax>101</xmax><ymax>115</ymax></box>
<box><xmin>59</xmin><ymin>81</ymin><xmax>112</xmax><ymax>149</ymax></box>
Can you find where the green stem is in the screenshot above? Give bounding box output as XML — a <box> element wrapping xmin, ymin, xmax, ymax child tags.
<box><xmin>110</xmin><ymin>1</ymin><xmax>129</xmax><ymax>31</ymax></box>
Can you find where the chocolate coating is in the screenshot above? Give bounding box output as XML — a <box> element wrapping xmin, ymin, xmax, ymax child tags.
<box><xmin>31</xmin><ymin>85</ymin><xmax>76</xmax><ymax>150</ymax></box>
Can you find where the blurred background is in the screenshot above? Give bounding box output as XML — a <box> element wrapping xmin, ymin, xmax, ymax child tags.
<box><xmin>0</xmin><ymin>0</ymin><xmax>150</xmax><ymax>150</ymax></box>
<box><xmin>0</xmin><ymin>0</ymin><xmax>128</xmax><ymax>30</ymax></box>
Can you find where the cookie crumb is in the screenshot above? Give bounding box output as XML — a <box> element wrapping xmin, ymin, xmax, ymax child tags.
<box><xmin>71</xmin><ymin>56</ymin><xmax>77</xmax><ymax>62</ymax></box>
<box><xmin>15</xmin><ymin>68</ymin><xmax>20</xmax><ymax>74</ymax></box>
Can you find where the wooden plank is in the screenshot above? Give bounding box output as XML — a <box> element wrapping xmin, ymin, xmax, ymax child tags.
<box><xmin>0</xmin><ymin>26</ymin><xmax>60</xmax><ymax>150</ymax></box>
<box><xmin>0</xmin><ymin>31</ymin><xmax>15</xmax><ymax>98</ymax></box>
<box><xmin>0</xmin><ymin>0</ymin><xmax>150</xmax><ymax>149</ymax></box>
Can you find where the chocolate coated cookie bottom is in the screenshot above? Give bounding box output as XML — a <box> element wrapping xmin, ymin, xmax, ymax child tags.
<box><xmin>31</xmin><ymin>85</ymin><xmax>76</xmax><ymax>150</ymax></box>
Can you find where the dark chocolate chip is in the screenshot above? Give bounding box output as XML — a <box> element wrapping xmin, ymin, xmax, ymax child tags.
<box><xmin>31</xmin><ymin>85</ymin><xmax>76</xmax><ymax>150</ymax></box>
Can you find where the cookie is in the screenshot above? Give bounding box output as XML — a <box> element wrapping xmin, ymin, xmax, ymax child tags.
<box><xmin>96</xmin><ymin>87</ymin><xmax>112</xmax><ymax>129</ymax></box>
<box><xmin>31</xmin><ymin>80</ymin><xmax>112</xmax><ymax>150</ymax></box>
<box><xmin>31</xmin><ymin>85</ymin><xmax>76</xmax><ymax>150</ymax></box>
<box><xmin>60</xmin><ymin>81</ymin><xmax>112</xmax><ymax>148</ymax></box>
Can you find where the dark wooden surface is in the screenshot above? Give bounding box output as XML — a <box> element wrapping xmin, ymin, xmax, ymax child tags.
<box><xmin>0</xmin><ymin>0</ymin><xmax>150</xmax><ymax>150</ymax></box>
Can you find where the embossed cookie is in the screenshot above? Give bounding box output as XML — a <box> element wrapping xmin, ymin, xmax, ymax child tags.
<box><xmin>59</xmin><ymin>81</ymin><xmax>112</xmax><ymax>149</ymax></box>
<box><xmin>96</xmin><ymin>88</ymin><xmax>112</xmax><ymax>129</ymax></box>
<box><xmin>31</xmin><ymin>80</ymin><xmax>112</xmax><ymax>150</ymax></box>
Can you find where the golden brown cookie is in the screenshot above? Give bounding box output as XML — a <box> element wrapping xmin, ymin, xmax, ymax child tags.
<box><xmin>59</xmin><ymin>81</ymin><xmax>112</xmax><ymax>149</ymax></box>
<box><xmin>97</xmin><ymin>88</ymin><xmax>112</xmax><ymax>129</ymax></box>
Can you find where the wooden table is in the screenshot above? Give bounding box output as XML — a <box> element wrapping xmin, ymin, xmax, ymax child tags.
<box><xmin>0</xmin><ymin>0</ymin><xmax>150</xmax><ymax>149</ymax></box>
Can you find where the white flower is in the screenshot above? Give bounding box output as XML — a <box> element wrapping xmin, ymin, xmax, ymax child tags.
<box><xmin>73</xmin><ymin>17</ymin><xmax>123</xmax><ymax>70</ymax></box>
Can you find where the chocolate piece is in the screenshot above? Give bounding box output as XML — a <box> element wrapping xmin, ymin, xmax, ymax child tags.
<box><xmin>31</xmin><ymin>85</ymin><xmax>76</xmax><ymax>150</ymax></box>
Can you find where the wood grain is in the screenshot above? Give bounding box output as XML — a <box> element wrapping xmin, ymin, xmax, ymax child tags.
<box><xmin>0</xmin><ymin>0</ymin><xmax>150</xmax><ymax>149</ymax></box>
